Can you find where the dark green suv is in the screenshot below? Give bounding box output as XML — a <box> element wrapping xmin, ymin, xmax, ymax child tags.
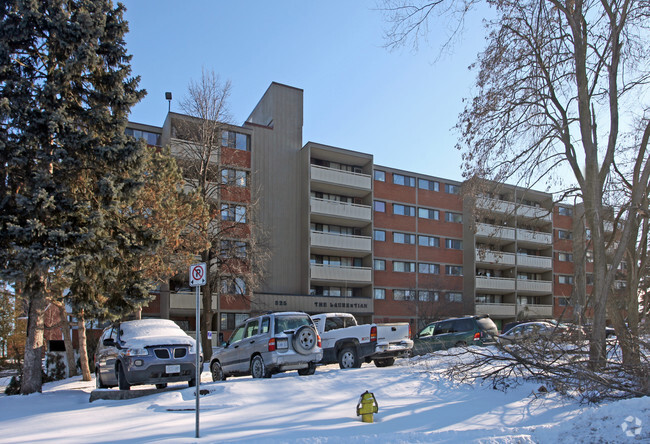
<box><xmin>412</xmin><ymin>315</ymin><xmax>498</xmax><ymax>355</ymax></box>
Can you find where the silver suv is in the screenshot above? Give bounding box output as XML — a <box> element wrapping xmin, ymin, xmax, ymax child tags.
<box><xmin>94</xmin><ymin>319</ymin><xmax>199</xmax><ymax>390</ymax></box>
<box><xmin>210</xmin><ymin>312</ymin><xmax>323</xmax><ymax>380</ymax></box>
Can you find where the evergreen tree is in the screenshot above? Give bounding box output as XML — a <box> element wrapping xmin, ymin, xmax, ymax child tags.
<box><xmin>0</xmin><ymin>0</ymin><xmax>146</xmax><ymax>393</ymax></box>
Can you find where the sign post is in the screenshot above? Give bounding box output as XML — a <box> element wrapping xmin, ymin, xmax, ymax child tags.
<box><xmin>189</xmin><ymin>262</ymin><xmax>206</xmax><ymax>438</ymax></box>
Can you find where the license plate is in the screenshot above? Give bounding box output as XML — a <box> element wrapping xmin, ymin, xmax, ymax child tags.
<box><xmin>166</xmin><ymin>365</ymin><xmax>180</xmax><ymax>374</ymax></box>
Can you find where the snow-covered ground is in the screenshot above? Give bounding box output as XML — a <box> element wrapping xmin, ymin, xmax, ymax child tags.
<box><xmin>1</xmin><ymin>350</ymin><xmax>648</xmax><ymax>443</ymax></box>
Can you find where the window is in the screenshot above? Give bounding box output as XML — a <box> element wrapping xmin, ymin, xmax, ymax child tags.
<box><xmin>558</xmin><ymin>230</ymin><xmax>573</xmax><ymax>240</ymax></box>
<box><xmin>586</xmin><ymin>274</ymin><xmax>594</xmax><ymax>285</ymax></box>
<box><xmin>475</xmin><ymin>294</ymin><xmax>502</xmax><ymax>304</ymax></box>
<box><xmin>418</xmin><ymin>208</ymin><xmax>439</xmax><ymax>220</ymax></box>
<box><xmin>125</xmin><ymin>127</ymin><xmax>161</xmax><ymax>146</ymax></box>
<box><xmin>558</xmin><ymin>207</ymin><xmax>573</xmax><ymax>216</ymax></box>
<box><xmin>221</xmin><ymin>169</ymin><xmax>248</xmax><ymax>187</ymax></box>
<box><xmin>557</xmin><ymin>252</ymin><xmax>573</xmax><ymax>262</ymax></box>
<box><xmin>393</xmin><ymin>173</ymin><xmax>415</xmax><ymax>187</ymax></box>
<box><xmin>558</xmin><ymin>297</ymin><xmax>569</xmax><ymax>306</ymax></box>
<box><xmin>222</xmin><ymin>130</ymin><xmax>250</xmax><ymax>151</ymax></box>
<box><xmin>311</xmin><ymin>223</ymin><xmax>359</xmax><ymax>236</ymax></box>
<box><xmin>393</xmin><ymin>204</ymin><xmax>416</xmax><ymax>216</ymax></box>
<box><xmin>445</xmin><ymin>238</ymin><xmax>463</xmax><ymax>249</ymax></box>
<box><xmin>374</xmin><ymin>201</ymin><xmax>386</xmax><ymax>212</ymax></box>
<box><xmin>418</xmin><ymin>291</ymin><xmax>439</xmax><ymax>302</ymax></box>
<box><xmin>393</xmin><ymin>289</ymin><xmax>416</xmax><ymax>301</ymax></box>
<box><xmin>446</xmin><ymin>292</ymin><xmax>462</xmax><ymax>302</ymax></box>
<box><xmin>418</xmin><ymin>178</ymin><xmax>439</xmax><ymax>191</ymax></box>
<box><xmin>445</xmin><ymin>183</ymin><xmax>460</xmax><ymax>194</ymax></box>
<box><xmin>221</xmin><ymin>203</ymin><xmax>246</xmax><ymax>223</ymax></box>
<box><xmin>445</xmin><ymin>212</ymin><xmax>463</xmax><ymax>223</ymax></box>
<box><xmin>393</xmin><ymin>232</ymin><xmax>416</xmax><ymax>244</ymax></box>
<box><xmin>393</xmin><ymin>261</ymin><xmax>416</xmax><ymax>272</ymax></box>
<box><xmin>445</xmin><ymin>265</ymin><xmax>463</xmax><ymax>276</ymax></box>
<box><xmin>558</xmin><ymin>275</ymin><xmax>574</xmax><ymax>284</ymax></box>
<box><xmin>220</xmin><ymin>240</ymin><xmax>247</xmax><ymax>258</ymax></box>
<box><xmin>221</xmin><ymin>277</ymin><xmax>246</xmax><ymax>295</ymax></box>
<box><xmin>374</xmin><ymin>170</ymin><xmax>385</xmax><ymax>181</ymax></box>
<box><xmin>374</xmin><ymin>259</ymin><xmax>386</xmax><ymax>271</ymax></box>
<box><xmin>418</xmin><ymin>235</ymin><xmax>440</xmax><ymax>247</ymax></box>
<box><xmin>585</xmin><ymin>250</ymin><xmax>593</xmax><ymax>262</ymax></box>
<box><xmin>418</xmin><ymin>263</ymin><xmax>440</xmax><ymax>274</ymax></box>
<box><xmin>374</xmin><ymin>288</ymin><xmax>386</xmax><ymax>299</ymax></box>
<box><xmin>374</xmin><ymin>230</ymin><xmax>386</xmax><ymax>241</ymax></box>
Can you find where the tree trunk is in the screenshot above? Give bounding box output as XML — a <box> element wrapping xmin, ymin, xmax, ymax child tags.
<box><xmin>21</xmin><ymin>290</ymin><xmax>48</xmax><ymax>394</ymax></box>
<box><xmin>77</xmin><ymin>312</ymin><xmax>91</xmax><ymax>381</ymax></box>
<box><xmin>57</xmin><ymin>303</ymin><xmax>77</xmax><ymax>378</ymax></box>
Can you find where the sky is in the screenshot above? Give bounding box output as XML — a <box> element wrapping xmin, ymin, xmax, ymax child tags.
<box><xmin>120</xmin><ymin>1</ymin><xmax>490</xmax><ymax>182</ymax></box>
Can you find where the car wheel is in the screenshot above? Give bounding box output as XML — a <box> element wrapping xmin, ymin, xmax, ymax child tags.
<box><xmin>374</xmin><ymin>358</ymin><xmax>395</xmax><ymax>367</ymax></box>
<box><xmin>155</xmin><ymin>383</ymin><xmax>167</xmax><ymax>390</ymax></box>
<box><xmin>211</xmin><ymin>361</ymin><xmax>226</xmax><ymax>381</ymax></box>
<box><xmin>454</xmin><ymin>341</ymin><xmax>467</xmax><ymax>348</ymax></box>
<box><xmin>251</xmin><ymin>355</ymin><xmax>270</xmax><ymax>378</ymax></box>
<box><xmin>338</xmin><ymin>346</ymin><xmax>361</xmax><ymax>369</ymax></box>
<box><xmin>188</xmin><ymin>378</ymin><xmax>196</xmax><ymax>387</ymax></box>
<box><xmin>297</xmin><ymin>362</ymin><xmax>316</xmax><ymax>376</ymax></box>
<box><xmin>95</xmin><ymin>367</ymin><xmax>107</xmax><ymax>389</ymax></box>
<box><xmin>292</xmin><ymin>325</ymin><xmax>317</xmax><ymax>355</ymax></box>
<box><xmin>117</xmin><ymin>363</ymin><xmax>130</xmax><ymax>391</ymax></box>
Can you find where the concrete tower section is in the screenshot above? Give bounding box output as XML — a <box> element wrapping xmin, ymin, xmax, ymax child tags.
<box><xmin>245</xmin><ymin>83</ymin><xmax>308</xmax><ymax>297</ymax></box>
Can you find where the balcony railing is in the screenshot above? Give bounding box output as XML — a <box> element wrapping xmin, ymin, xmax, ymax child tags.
<box><xmin>517</xmin><ymin>304</ymin><xmax>553</xmax><ymax>318</ymax></box>
<box><xmin>475</xmin><ymin>303</ymin><xmax>516</xmax><ymax>318</ymax></box>
<box><xmin>475</xmin><ymin>250</ymin><xmax>516</xmax><ymax>266</ymax></box>
<box><xmin>310</xmin><ymin>164</ymin><xmax>371</xmax><ymax>191</ymax></box>
<box><xmin>475</xmin><ymin>223</ymin><xmax>516</xmax><ymax>241</ymax></box>
<box><xmin>476</xmin><ymin>197</ymin><xmax>551</xmax><ymax>222</ymax></box>
<box><xmin>516</xmin><ymin>254</ymin><xmax>553</xmax><ymax>270</ymax></box>
<box><xmin>310</xmin><ymin>197</ymin><xmax>372</xmax><ymax>223</ymax></box>
<box><xmin>516</xmin><ymin>279</ymin><xmax>553</xmax><ymax>294</ymax></box>
<box><xmin>310</xmin><ymin>263</ymin><xmax>372</xmax><ymax>284</ymax></box>
<box><xmin>475</xmin><ymin>276</ymin><xmax>516</xmax><ymax>292</ymax></box>
<box><xmin>517</xmin><ymin>228</ymin><xmax>552</xmax><ymax>245</ymax></box>
<box><xmin>310</xmin><ymin>231</ymin><xmax>372</xmax><ymax>254</ymax></box>
<box><xmin>170</xmin><ymin>291</ymin><xmax>217</xmax><ymax>310</ymax></box>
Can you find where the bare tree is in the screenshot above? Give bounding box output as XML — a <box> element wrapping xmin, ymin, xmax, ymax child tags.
<box><xmin>382</xmin><ymin>0</ymin><xmax>650</xmax><ymax>368</ymax></box>
<box><xmin>173</xmin><ymin>69</ymin><xmax>267</xmax><ymax>361</ymax></box>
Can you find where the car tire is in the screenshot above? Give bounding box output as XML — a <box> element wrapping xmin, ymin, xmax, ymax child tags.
<box><xmin>292</xmin><ymin>325</ymin><xmax>317</xmax><ymax>355</ymax></box>
<box><xmin>211</xmin><ymin>361</ymin><xmax>226</xmax><ymax>381</ymax></box>
<box><xmin>117</xmin><ymin>363</ymin><xmax>130</xmax><ymax>391</ymax></box>
<box><xmin>251</xmin><ymin>355</ymin><xmax>270</xmax><ymax>379</ymax></box>
<box><xmin>374</xmin><ymin>358</ymin><xmax>395</xmax><ymax>367</ymax></box>
<box><xmin>95</xmin><ymin>367</ymin><xmax>107</xmax><ymax>389</ymax></box>
<box><xmin>155</xmin><ymin>383</ymin><xmax>167</xmax><ymax>390</ymax></box>
<box><xmin>454</xmin><ymin>341</ymin><xmax>467</xmax><ymax>348</ymax></box>
<box><xmin>297</xmin><ymin>362</ymin><xmax>316</xmax><ymax>376</ymax></box>
<box><xmin>188</xmin><ymin>378</ymin><xmax>196</xmax><ymax>387</ymax></box>
<box><xmin>338</xmin><ymin>346</ymin><xmax>361</xmax><ymax>369</ymax></box>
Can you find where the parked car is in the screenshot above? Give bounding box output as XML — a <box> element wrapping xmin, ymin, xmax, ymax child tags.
<box><xmin>311</xmin><ymin>313</ymin><xmax>412</xmax><ymax>369</ymax></box>
<box><xmin>411</xmin><ymin>315</ymin><xmax>498</xmax><ymax>355</ymax></box>
<box><xmin>210</xmin><ymin>311</ymin><xmax>323</xmax><ymax>381</ymax></box>
<box><xmin>498</xmin><ymin>321</ymin><xmax>558</xmax><ymax>344</ymax></box>
<box><xmin>94</xmin><ymin>319</ymin><xmax>199</xmax><ymax>390</ymax></box>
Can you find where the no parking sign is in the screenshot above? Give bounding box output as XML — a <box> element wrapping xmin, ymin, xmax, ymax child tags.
<box><xmin>189</xmin><ymin>263</ymin><xmax>206</xmax><ymax>287</ymax></box>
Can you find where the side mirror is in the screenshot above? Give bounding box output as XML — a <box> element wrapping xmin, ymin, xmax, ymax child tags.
<box><xmin>103</xmin><ymin>338</ymin><xmax>116</xmax><ymax>347</ymax></box>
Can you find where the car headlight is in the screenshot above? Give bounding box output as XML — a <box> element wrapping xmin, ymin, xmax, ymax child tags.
<box><xmin>125</xmin><ymin>348</ymin><xmax>148</xmax><ymax>357</ymax></box>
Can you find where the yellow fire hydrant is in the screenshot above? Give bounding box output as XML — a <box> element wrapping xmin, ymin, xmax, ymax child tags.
<box><xmin>356</xmin><ymin>390</ymin><xmax>379</xmax><ymax>423</ymax></box>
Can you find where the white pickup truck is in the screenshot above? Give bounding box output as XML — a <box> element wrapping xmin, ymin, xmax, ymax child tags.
<box><xmin>311</xmin><ymin>313</ymin><xmax>413</xmax><ymax>369</ymax></box>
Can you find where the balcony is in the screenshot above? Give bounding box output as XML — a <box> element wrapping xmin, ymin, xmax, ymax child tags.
<box><xmin>516</xmin><ymin>279</ymin><xmax>553</xmax><ymax>295</ymax></box>
<box><xmin>475</xmin><ymin>223</ymin><xmax>516</xmax><ymax>242</ymax></box>
<box><xmin>310</xmin><ymin>231</ymin><xmax>372</xmax><ymax>257</ymax></box>
<box><xmin>476</xmin><ymin>197</ymin><xmax>551</xmax><ymax>222</ymax></box>
<box><xmin>518</xmin><ymin>304</ymin><xmax>553</xmax><ymax>318</ymax></box>
<box><xmin>170</xmin><ymin>291</ymin><xmax>217</xmax><ymax>310</ymax></box>
<box><xmin>516</xmin><ymin>254</ymin><xmax>553</xmax><ymax>271</ymax></box>
<box><xmin>475</xmin><ymin>303</ymin><xmax>516</xmax><ymax>318</ymax></box>
<box><xmin>517</xmin><ymin>228</ymin><xmax>552</xmax><ymax>246</ymax></box>
<box><xmin>475</xmin><ymin>250</ymin><xmax>515</xmax><ymax>267</ymax></box>
<box><xmin>310</xmin><ymin>165</ymin><xmax>371</xmax><ymax>196</ymax></box>
<box><xmin>310</xmin><ymin>264</ymin><xmax>372</xmax><ymax>284</ymax></box>
<box><xmin>310</xmin><ymin>197</ymin><xmax>372</xmax><ymax>226</ymax></box>
<box><xmin>475</xmin><ymin>276</ymin><xmax>516</xmax><ymax>293</ymax></box>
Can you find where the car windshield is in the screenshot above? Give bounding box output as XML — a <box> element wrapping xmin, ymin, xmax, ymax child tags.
<box><xmin>274</xmin><ymin>315</ymin><xmax>311</xmax><ymax>334</ymax></box>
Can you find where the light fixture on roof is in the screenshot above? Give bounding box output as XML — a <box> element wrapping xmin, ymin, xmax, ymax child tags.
<box><xmin>165</xmin><ymin>92</ymin><xmax>172</xmax><ymax>113</ymax></box>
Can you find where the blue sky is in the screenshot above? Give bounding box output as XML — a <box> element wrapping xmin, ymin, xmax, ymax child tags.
<box><xmin>121</xmin><ymin>1</ymin><xmax>489</xmax><ymax>182</ymax></box>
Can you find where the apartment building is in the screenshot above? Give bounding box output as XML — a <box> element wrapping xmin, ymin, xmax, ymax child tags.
<box><xmin>129</xmin><ymin>81</ymin><xmax>598</xmax><ymax>339</ymax></box>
